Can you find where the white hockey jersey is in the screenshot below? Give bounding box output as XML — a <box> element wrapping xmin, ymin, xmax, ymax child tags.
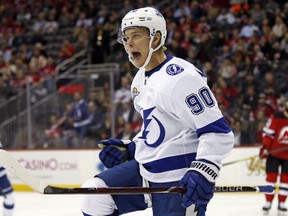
<box><xmin>131</xmin><ymin>55</ymin><xmax>234</xmax><ymax>183</ymax></box>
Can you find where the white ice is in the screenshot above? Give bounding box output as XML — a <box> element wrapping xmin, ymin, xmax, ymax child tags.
<box><xmin>1</xmin><ymin>192</ymin><xmax>285</xmax><ymax>216</ymax></box>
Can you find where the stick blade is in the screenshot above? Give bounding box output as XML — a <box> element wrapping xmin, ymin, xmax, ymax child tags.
<box><xmin>0</xmin><ymin>149</ymin><xmax>47</xmax><ymax>193</ymax></box>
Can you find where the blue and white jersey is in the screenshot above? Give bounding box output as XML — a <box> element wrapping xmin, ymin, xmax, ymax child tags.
<box><xmin>131</xmin><ymin>55</ymin><xmax>234</xmax><ymax>183</ymax></box>
<box><xmin>0</xmin><ymin>141</ymin><xmax>6</xmax><ymax>172</ymax></box>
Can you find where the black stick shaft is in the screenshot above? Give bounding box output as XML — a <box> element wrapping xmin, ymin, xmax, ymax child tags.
<box><xmin>44</xmin><ymin>185</ymin><xmax>273</xmax><ymax>195</ymax></box>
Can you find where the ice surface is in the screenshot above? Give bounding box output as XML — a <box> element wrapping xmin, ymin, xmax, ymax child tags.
<box><xmin>1</xmin><ymin>192</ymin><xmax>285</xmax><ymax>216</ymax></box>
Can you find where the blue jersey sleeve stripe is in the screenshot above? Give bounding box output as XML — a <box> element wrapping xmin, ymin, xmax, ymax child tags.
<box><xmin>142</xmin><ymin>152</ymin><xmax>196</xmax><ymax>173</ymax></box>
<box><xmin>196</xmin><ymin>117</ymin><xmax>232</xmax><ymax>138</ymax></box>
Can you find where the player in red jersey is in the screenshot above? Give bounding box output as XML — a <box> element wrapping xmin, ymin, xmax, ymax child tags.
<box><xmin>260</xmin><ymin>93</ymin><xmax>288</xmax><ymax>213</ymax></box>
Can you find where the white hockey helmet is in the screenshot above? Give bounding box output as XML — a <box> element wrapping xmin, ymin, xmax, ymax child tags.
<box><xmin>118</xmin><ymin>7</ymin><xmax>167</xmax><ymax>68</ymax></box>
<box><xmin>119</xmin><ymin>7</ymin><xmax>167</xmax><ymax>48</ymax></box>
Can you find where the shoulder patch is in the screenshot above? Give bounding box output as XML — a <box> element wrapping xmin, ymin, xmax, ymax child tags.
<box><xmin>131</xmin><ymin>87</ymin><xmax>140</xmax><ymax>99</ymax></box>
<box><xmin>166</xmin><ymin>64</ymin><xmax>184</xmax><ymax>76</ymax></box>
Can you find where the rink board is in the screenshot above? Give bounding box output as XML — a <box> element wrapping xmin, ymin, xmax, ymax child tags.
<box><xmin>4</xmin><ymin>146</ymin><xmax>266</xmax><ymax>191</ymax></box>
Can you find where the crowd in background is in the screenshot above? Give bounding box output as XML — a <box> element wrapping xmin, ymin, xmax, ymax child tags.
<box><xmin>0</xmin><ymin>0</ymin><xmax>288</xmax><ymax>148</ymax></box>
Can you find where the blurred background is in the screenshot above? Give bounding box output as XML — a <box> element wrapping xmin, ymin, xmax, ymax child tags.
<box><xmin>0</xmin><ymin>0</ymin><xmax>287</xmax><ymax>150</ymax></box>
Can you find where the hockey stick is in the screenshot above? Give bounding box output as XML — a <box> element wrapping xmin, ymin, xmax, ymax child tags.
<box><xmin>0</xmin><ymin>149</ymin><xmax>273</xmax><ymax>194</ymax></box>
<box><xmin>43</xmin><ymin>185</ymin><xmax>273</xmax><ymax>194</ymax></box>
<box><xmin>223</xmin><ymin>146</ymin><xmax>288</xmax><ymax>166</ymax></box>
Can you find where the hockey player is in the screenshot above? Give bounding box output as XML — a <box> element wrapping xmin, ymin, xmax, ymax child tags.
<box><xmin>80</xmin><ymin>7</ymin><xmax>234</xmax><ymax>216</ymax></box>
<box><xmin>0</xmin><ymin>142</ymin><xmax>15</xmax><ymax>216</ymax></box>
<box><xmin>260</xmin><ymin>93</ymin><xmax>288</xmax><ymax>213</ymax></box>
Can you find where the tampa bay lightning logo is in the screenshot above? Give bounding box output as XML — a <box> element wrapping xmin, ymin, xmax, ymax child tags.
<box><xmin>139</xmin><ymin>107</ymin><xmax>165</xmax><ymax>147</ymax></box>
<box><xmin>166</xmin><ymin>64</ymin><xmax>184</xmax><ymax>75</ymax></box>
<box><xmin>154</xmin><ymin>10</ymin><xmax>163</xmax><ymax>18</ymax></box>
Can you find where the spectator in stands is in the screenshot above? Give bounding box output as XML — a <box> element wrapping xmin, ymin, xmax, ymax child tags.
<box><xmin>231</xmin><ymin>110</ymin><xmax>251</xmax><ymax>144</ymax></box>
<box><xmin>59</xmin><ymin>103</ymin><xmax>75</xmax><ymax>148</ymax></box>
<box><xmin>215</xmin><ymin>45</ymin><xmax>231</xmax><ymax>65</ymax></box>
<box><xmin>218</xmin><ymin>58</ymin><xmax>237</xmax><ymax>79</ymax></box>
<box><xmin>213</xmin><ymin>86</ymin><xmax>230</xmax><ymax>109</ymax></box>
<box><xmin>57</xmin><ymin>5</ymin><xmax>73</xmax><ymax>27</ymax></box>
<box><xmin>119</xmin><ymin>0</ymin><xmax>134</xmax><ymax>19</ymax></box>
<box><xmin>58</xmin><ymin>39</ymin><xmax>76</xmax><ymax>60</ymax></box>
<box><xmin>216</xmin><ymin>8</ymin><xmax>236</xmax><ymax>26</ymax></box>
<box><xmin>84</xmin><ymin>0</ymin><xmax>98</xmax><ymax>19</ymax></box>
<box><xmin>38</xmin><ymin>56</ymin><xmax>56</xmax><ymax>92</ymax></box>
<box><xmin>272</xmin><ymin>15</ymin><xmax>287</xmax><ymax>40</ymax></box>
<box><xmin>250</xmin><ymin>109</ymin><xmax>266</xmax><ymax>144</ymax></box>
<box><xmin>104</xmin><ymin>10</ymin><xmax>120</xmax><ymax>45</ymax></box>
<box><xmin>16</xmin><ymin>44</ymin><xmax>32</xmax><ymax>64</ymax></box>
<box><xmin>249</xmin><ymin>3</ymin><xmax>266</xmax><ymax>25</ymax></box>
<box><xmin>43</xmin><ymin>10</ymin><xmax>59</xmax><ymax>33</ymax></box>
<box><xmin>114</xmin><ymin>76</ymin><xmax>132</xmax><ymax>105</ymax></box>
<box><xmin>87</xmin><ymin>90</ymin><xmax>102</xmax><ymax>108</ymax></box>
<box><xmin>252</xmin><ymin>93</ymin><xmax>274</xmax><ymax>120</ymax></box>
<box><xmin>121</xmin><ymin>101</ymin><xmax>137</xmax><ymax>124</ymax></box>
<box><xmin>114</xmin><ymin>115</ymin><xmax>126</xmax><ymax>138</ymax></box>
<box><xmin>76</xmin><ymin>12</ymin><xmax>93</xmax><ymax>29</ymax></box>
<box><xmin>264</xmin><ymin>86</ymin><xmax>278</xmax><ymax>112</ymax></box>
<box><xmin>29</xmin><ymin>43</ymin><xmax>47</xmax><ymax>74</ymax></box>
<box><xmin>239</xmin><ymin>18</ymin><xmax>260</xmax><ymax>38</ymax></box>
<box><xmin>15</xmin><ymin>5</ymin><xmax>32</xmax><ymax>23</ymax></box>
<box><xmin>173</xmin><ymin>1</ymin><xmax>191</xmax><ymax>21</ymax></box>
<box><xmin>86</xmin><ymin>100</ymin><xmax>105</xmax><ymax>143</ymax></box>
<box><xmin>269</xmin><ymin>41</ymin><xmax>287</xmax><ymax>67</ymax></box>
<box><xmin>72</xmin><ymin>24</ymin><xmax>90</xmax><ymax>49</ymax></box>
<box><xmin>0</xmin><ymin>77</ymin><xmax>17</xmax><ymax>100</ymax></box>
<box><xmin>9</xmin><ymin>68</ymin><xmax>27</xmax><ymax>89</ymax></box>
<box><xmin>43</xmin><ymin>114</ymin><xmax>63</xmax><ymax>148</ymax></box>
<box><xmin>14</xmin><ymin>57</ymin><xmax>29</xmax><ymax>75</ymax></box>
<box><xmin>70</xmin><ymin>91</ymin><xmax>90</xmax><ymax>147</ymax></box>
<box><xmin>30</xmin><ymin>81</ymin><xmax>48</xmax><ymax>104</ymax></box>
<box><xmin>264</xmin><ymin>0</ymin><xmax>280</xmax><ymax>19</ymax></box>
<box><xmin>232</xmin><ymin>120</ymin><xmax>243</xmax><ymax>146</ymax></box>
<box><xmin>98</xmin><ymin>113</ymin><xmax>112</xmax><ymax>140</ymax></box>
<box><xmin>193</xmin><ymin>32</ymin><xmax>215</xmax><ymax>63</ymax></box>
<box><xmin>0</xmin><ymin>56</ymin><xmax>8</xmax><ymax>75</ymax></box>
<box><xmin>166</xmin><ymin>37</ymin><xmax>188</xmax><ymax>59</ymax></box>
<box><xmin>242</xmin><ymin>85</ymin><xmax>258</xmax><ymax>116</ymax></box>
<box><xmin>11</xmin><ymin>28</ymin><xmax>27</xmax><ymax>51</ymax></box>
<box><xmin>32</xmin><ymin>12</ymin><xmax>47</xmax><ymax>32</ymax></box>
<box><xmin>249</xmin><ymin>52</ymin><xmax>272</xmax><ymax>79</ymax></box>
<box><xmin>116</xmin><ymin>122</ymin><xmax>136</xmax><ymax>141</ymax></box>
<box><xmin>0</xmin><ymin>41</ymin><xmax>12</xmax><ymax>63</ymax></box>
<box><xmin>217</xmin><ymin>77</ymin><xmax>239</xmax><ymax>105</ymax></box>
<box><xmin>258</xmin><ymin>72</ymin><xmax>277</xmax><ymax>95</ymax></box>
<box><xmin>90</xmin><ymin>20</ymin><xmax>110</xmax><ymax>64</ymax></box>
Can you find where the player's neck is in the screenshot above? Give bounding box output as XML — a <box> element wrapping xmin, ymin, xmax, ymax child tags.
<box><xmin>145</xmin><ymin>52</ymin><xmax>166</xmax><ymax>71</ymax></box>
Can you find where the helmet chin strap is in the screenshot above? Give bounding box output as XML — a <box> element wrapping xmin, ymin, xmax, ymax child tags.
<box><xmin>140</xmin><ymin>43</ymin><xmax>154</xmax><ymax>70</ymax></box>
<box><xmin>127</xmin><ymin>35</ymin><xmax>162</xmax><ymax>70</ymax></box>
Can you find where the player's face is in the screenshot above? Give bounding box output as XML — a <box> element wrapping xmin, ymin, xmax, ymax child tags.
<box><xmin>123</xmin><ymin>27</ymin><xmax>150</xmax><ymax>68</ymax></box>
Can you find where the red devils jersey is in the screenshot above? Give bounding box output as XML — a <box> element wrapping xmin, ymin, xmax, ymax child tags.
<box><xmin>262</xmin><ymin>112</ymin><xmax>288</xmax><ymax>159</ymax></box>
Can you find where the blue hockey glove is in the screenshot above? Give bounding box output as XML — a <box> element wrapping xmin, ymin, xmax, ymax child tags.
<box><xmin>195</xmin><ymin>204</ymin><xmax>207</xmax><ymax>216</ymax></box>
<box><xmin>179</xmin><ymin>160</ymin><xmax>219</xmax><ymax>215</ymax></box>
<box><xmin>98</xmin><ymin>138</ymin><xmax>136</xmax><ymax>168</ymax></box>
